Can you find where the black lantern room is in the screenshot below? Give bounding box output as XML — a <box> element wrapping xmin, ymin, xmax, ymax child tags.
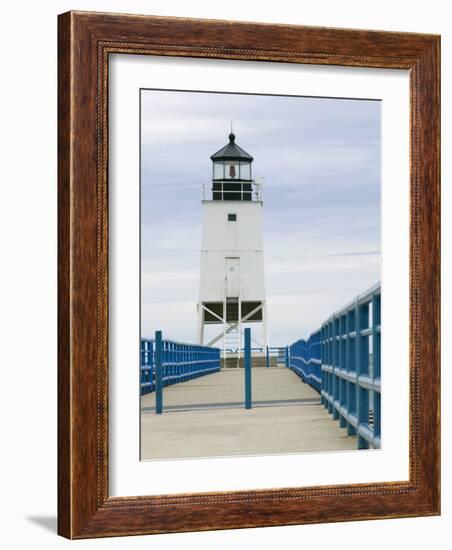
<box><xmin>210</xmin><ymin>132</ymin><xmax>253</xmax><ymax>201</ymax></box>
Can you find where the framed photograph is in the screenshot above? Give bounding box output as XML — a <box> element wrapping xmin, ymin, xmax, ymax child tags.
<box><xmin>58</xmin><ymin>11</ymin><xmax>440</xmax><ymax>538</ymax></box>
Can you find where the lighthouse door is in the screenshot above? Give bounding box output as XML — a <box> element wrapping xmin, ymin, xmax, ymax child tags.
<box><xmin>225</xmin><ymin>257</ymin><xmax>240</xmax><ymax>298</ymax></box>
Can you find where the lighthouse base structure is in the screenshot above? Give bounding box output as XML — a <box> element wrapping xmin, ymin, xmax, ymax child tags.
<box><xmin>197</xmin><ymin>299</ymin><xmax>268</xmax><ymax>368</ymax></box>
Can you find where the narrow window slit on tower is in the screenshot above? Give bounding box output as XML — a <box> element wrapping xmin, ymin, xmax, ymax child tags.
<box><xmin>228</xmin><ymin>213</ymin><xmax>237</xmax><ymax>221</ymax></box>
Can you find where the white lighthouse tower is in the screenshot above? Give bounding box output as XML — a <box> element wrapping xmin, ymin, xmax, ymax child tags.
<box><xmin>198</xmin><ymin>132</ymin><xmax>267</xmax><ymax>364</ymax></box>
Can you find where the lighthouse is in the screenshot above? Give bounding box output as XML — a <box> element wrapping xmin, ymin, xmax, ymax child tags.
<box><xmin>198</xmin><ymin>131</ymin><xmax>267</xmax><ymax>364</ymax></box>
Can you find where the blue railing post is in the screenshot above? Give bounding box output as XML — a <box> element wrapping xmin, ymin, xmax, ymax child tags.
<box><xmin>266</xmin><ymin>345</ymin><xmax>270</xmax><ymax>368</ymax></box>
<box><xmin>320</xmin><ymin>327</ymin><xmax>325</xmax><ymax>405</ymax></box>
<box><xmin>327</xmin><ymin>320</ymin><xmax>333</xmax><ymax>415</ymax></box>
<box><xmin>244</xmin><ymin>328</ymin><xmax>252</xmax><ymax>409</ymax></box>
<box><xmin>155</xmin><ymin>330</ymin><xmax>163</xmax><ymax>414</ymax></box>
<box><xmin>339</xmin><ymin>314</ymin><xmax>347</xmax><ymax>428</ymax></box>
<box><xmin>332</xmin><ymin>315</ymin><xmax>339</xmax><ymax>420</ymax></box>
<box><xmin>346</xmin><ymin>310</ymin><xmax>356</xmax><ymax>435</ymax></box>
<box><xmin>372</xmin><ymin>293</ymin><xmax>381</xmax><ymax>444</ymax></box>
<box><xmin>356</xmin><ymin>299</ymin><xmax>369</xmax><ymax>449</ymax></box>
<box><xmin>285</xmin><ymin>346</ymin><xmax>289</xmax><ymax>367</ymax></box>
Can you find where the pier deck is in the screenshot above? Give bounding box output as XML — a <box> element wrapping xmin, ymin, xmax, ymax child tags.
<box><xmin>141</xmin><ymin>366</ymin><xmax>357</xmax><ymax>459</ymax></box>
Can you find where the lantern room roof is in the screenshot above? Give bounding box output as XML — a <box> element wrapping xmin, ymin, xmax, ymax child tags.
<box><xmin>210</xmin><ymin>132</ymin><xmax>254</xmax><ymax>162</ymax></box>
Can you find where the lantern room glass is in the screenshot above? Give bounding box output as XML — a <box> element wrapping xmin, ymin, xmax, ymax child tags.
<box><xmin>240</xmin><ymin>162</ymin><xmax>251</xmax><ymax>180</ymax></box>
<box><xmin>213</xmin><ymin>161</ymin><xmax>223</xmax><ymax>179</ymax></box>
<box><xmin>213</xmin><ymin>160</ymin><xmax>252</xmax><ymax>180</ymax></box>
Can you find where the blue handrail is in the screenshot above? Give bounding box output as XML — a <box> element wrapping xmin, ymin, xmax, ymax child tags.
<box><xmin>288</xmin><ymin>283</ymin><xmax>381</xmax><ymax>450</ymax></box>
<box><xmin>287</xmin><ymin>332</ymin><xmax>322</xmax><ymax>392</ymax></box>
<box><xmin>140</xmin><ymin>336</ymin><xmax>221</xmax><ymax>396</ymax></box>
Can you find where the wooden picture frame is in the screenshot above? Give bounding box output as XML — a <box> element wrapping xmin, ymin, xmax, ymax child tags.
<box><xmin>58</xmin><ymin>11</ymin><xmax>440</xmax><ymax>539</ymax></box>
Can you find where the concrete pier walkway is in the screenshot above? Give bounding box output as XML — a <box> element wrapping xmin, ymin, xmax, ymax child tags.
<box><xmin>141</xmin><ymin>366</ymin><xmax>357</xmax><ymax>460</ymax></box>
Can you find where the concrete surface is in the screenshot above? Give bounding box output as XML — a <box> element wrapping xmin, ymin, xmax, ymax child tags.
<box><xmin>141</xmin><ymin>367</ymin><xmax>357</xmax><ymax>459</ymax></box>
<box><xmin>141</xmin><ymin>366</ymin><xmax>319</xmax><ymax>409</ymax></box>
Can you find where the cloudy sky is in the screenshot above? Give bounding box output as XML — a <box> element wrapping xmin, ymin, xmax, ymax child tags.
<box><xmin>141</xmin><ymin>89</ymin><xmax>380</xmax><ymax>346</ymax></box>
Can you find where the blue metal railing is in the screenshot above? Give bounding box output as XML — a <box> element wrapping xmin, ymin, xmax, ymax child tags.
<box><xmin>140</xmin><ymin>334</ymin><xmax>221</xmax><ymax>397</ymax></box>
<box><xmin>288</xmin><ymin>332</ymin><xmax>322</xmax><ymax>392</ymax></box>
<box><xmin>288</xmin><ymin>283</ymin><xmax>381</xmax><ymax>450</ymax></box>
<box><xmin>265</xmin><ymin>346</ymin><xmax>288</xmax><ymax>367</ymax></box>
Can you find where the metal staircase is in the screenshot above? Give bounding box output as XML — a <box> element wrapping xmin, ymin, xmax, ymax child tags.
<box><xmin>222</xmin><ymin>290</ymin><xmax>242</xmax><ymax>368</ymax></box>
